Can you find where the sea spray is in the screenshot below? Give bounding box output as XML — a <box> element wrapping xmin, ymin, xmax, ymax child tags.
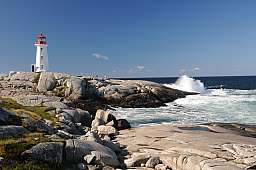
<box><xmin>164</xmin><ymin>75</ymin><xmax>206</xmax><ymax>93</ymax></box>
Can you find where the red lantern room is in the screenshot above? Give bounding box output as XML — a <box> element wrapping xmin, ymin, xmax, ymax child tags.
<box><xmin>35</xmin><ymin>33</ymin><xmax>47</xmax><ymax>45</ymax></box>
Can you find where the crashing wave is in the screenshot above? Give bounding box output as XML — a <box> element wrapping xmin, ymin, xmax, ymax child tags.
<box><xmin>164</xmin><ymin>75</ymin><xmax>206</xmax><ymax>93</ymax></box>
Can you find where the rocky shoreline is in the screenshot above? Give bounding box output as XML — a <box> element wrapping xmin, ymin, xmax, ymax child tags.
<box><xmin>0</xmin><ymin>71</ymin><xmax>255</xmax><ymax>170</ymax></box>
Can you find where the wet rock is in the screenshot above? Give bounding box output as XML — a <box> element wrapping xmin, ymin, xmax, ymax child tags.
<box><xmin>76</xmin><ymin>108</ymin><xmax>92</xmax><ymax>127</ymax></box>
<box><xmin>22</xmin><ymin>142</ymin><xmax>64</xmax><ymax>164</ymax></box>
<box><xmin>0</xmin><ymin>125</ymin><xmax>29</xmax><ymax>138</ymax></box>
<box><xmin>0</xmin><ymin>108</ymin><xmax>21</xmax><ymax>126</ymax></box>
<box><xmin>37</xmin><ymin>72</ymin><xmax>56</xmax><ymax>92</ymax></box>
<box><xmin>116</xmin><ymin>119</ymin><xmax>131</xmax><ymax>130</ymax></box>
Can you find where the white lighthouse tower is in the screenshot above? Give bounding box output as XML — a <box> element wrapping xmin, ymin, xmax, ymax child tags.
<box><xmin>32</xmin><ymin>34</ymin><xmax>49</xmax><ymax>72</ymax></box>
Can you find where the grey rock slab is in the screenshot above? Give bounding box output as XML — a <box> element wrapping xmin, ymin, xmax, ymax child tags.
<box><xmin>65</xmin><ymin>139</ymin><xmax>118</xmax><ymax>163</ymax></box>
<box><xmin>91</xmin><ymin>150</ymin><xmax>120</xmax><ymax>167</ymax></box>
<box><xmin>116</xmin><ymin>124</ymin><xmax>256</xmax><ymax>169</ymax></box>
<box><xmin>0</xmin><ymin>125</ymin><xmax>29</xmax><ymax>138</ymax></box>
<box><xmin>14</xmin><ymin>94</ymin><xmax>60</xmax><ymax>106</ymax></box>
<box><xmin>22</xmin><ymin>142</ymin><xmax>64</xmax><ymax>164</ymax></box>
<box><xmin>43</xmin><ymin>101</ymin><xmax>69</xmax><ymax>110</ymax></box>
<box><xmin>102</xmin><ymin>139</ymin><xmax>122</xmax><ymax>153</ymax></box>
<box><xmin>0</xmin><ymin>108</ymin><xmax>21</xmax><ymax>125</ymax></box>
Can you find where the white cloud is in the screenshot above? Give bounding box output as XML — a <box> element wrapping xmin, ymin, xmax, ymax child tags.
<box><xmin>136</xmin><ymin>65</ymin><xmax>145</xmax><ymax>71</ymax></box>
<box><xmin>194</xmin><ymin>67</ymin><xmax>200</xmax><ymax>71</ymax></box>
<box><xmin>92</xmin><ymin>53</ymin><xmax>109</xmax><ymax>60</ymax></box>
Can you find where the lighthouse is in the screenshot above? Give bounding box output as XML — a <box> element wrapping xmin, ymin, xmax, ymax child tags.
<box><xmin>32</xmin><ymin>34</ymin><xmax>49</xmax><ymax>72</ymax></box>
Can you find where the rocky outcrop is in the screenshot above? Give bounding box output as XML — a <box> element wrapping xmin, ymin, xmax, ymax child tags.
<box><xmin>95</xmin><ymin>79</ymin><xmax>195</xmax><ymax>108</ymax></box>
<box><xmin>0</xmin><ymin>71</ymin><xmax>195</xmax><ymax>108</ymax></box>
<box><xmin>116</xmin><ymin>124</ymin><xmax>256</xmax><ymax>169</ymax></box>
<box><xmin>9</xmin><ymin>72</ymin><xmax>37</xmax><ymax>82</ymax></box>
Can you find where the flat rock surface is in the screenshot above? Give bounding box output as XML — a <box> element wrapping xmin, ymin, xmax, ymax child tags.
<box><xmin>116</xmin><ymin>124</ymin><xmax>256</xmax><ymax>169</ymax></box>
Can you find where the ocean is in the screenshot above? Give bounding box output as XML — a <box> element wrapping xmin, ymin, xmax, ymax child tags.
<box><xmin>109</xmin><ymin>75</ymin><xmax>256</xmax><ymax>127</ymax></box>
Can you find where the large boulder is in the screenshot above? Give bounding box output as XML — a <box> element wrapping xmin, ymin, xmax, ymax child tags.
<box><xmin>89</xmin><ymin>150</ymin><xmax>120</xmax><ymax>167</ymax></box>
<box><xmin>65</xmin><ymin>77</ymin><xmax>87</xmax><ymax>99</ymax></box>
<box><xmin>37</xmin><ymin>72</ymin><xmax>57</xmax><ymax>92</ymax></box>
<box><xmin>22</xmin><ymin>142</ymin><xmax>64</xmax><ymax>164</ymax></box>
<box><xmin>0</xmin><ymin>125</ymin><xmax>29</xmax><ymax>138</ymax></box>
<box><xmin>116</xmin><ymin>119</ymin><xmax>131</xmax><ymax>130</ymax></box>
<box><xmin>65</xmin><ymin>139</ymin><xmax>118</xmax><ymax>163</ymax></box>
<box><xmin>0</xmin><ymin>108</ymin><xmax>21</xmax><ymax>125</ymax></box>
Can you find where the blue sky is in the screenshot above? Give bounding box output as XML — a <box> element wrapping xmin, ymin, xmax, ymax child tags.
<box><xmin>0</xmin><ymin>0</ymin><xmax>255</xmax><ymax>77</ymax></box>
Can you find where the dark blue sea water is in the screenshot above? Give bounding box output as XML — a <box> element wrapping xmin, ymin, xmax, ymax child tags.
<box><xmin>111</xmin><ymin>75</ymin><xmax>256</xmax><ymax>127</ymax></box>
<box><xmin>120</xmin><ymin>76</ymin><xmax>256</xmax><ymax>90</ymax></box>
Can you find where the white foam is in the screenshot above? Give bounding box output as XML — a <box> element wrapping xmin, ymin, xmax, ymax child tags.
<box><xmin>164</xmin><ymin>75</ymin><xmax>205</xmax><ymax>93</ymax></box>
<box><xmin>208</xmin><ymin>89</ymin><xmax>227</xmax><ymax>96</ymax></box>
<box><xmin>109</xmin><ymin>89</ymin><xmax>256</xmax><ymax>127</ymax></box>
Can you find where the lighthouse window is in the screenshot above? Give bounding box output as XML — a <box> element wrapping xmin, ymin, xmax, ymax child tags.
<box><xmin>41</xmin><ymin>65</ymin><xmax>43</xmax><ymax>69</ymax></box>
<box><xmin>40</xmin><ymin>48</ymin><xmax>43</xmax><ymax>53</ymax></box>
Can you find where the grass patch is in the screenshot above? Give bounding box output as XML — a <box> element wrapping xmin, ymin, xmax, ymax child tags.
<box><xmin>0</xmin><ymin>133</ymin><xmax>62</xmax><ymax>170</ymax></box>
<box><xmin>0</xmin><ymin>97</ymin><xmax>54</xmax><ymax>122</ymax></box>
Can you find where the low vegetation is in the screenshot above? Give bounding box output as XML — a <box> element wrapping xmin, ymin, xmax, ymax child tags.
<box><xmin>0</xmin><ymin>133</ymin><xmax>62</xmax><ymax>170</ymax></box>
<box><xmin>0</xmin><ymin>97</ymin><xmax>55</xmax><ymax>121</ymax></box>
